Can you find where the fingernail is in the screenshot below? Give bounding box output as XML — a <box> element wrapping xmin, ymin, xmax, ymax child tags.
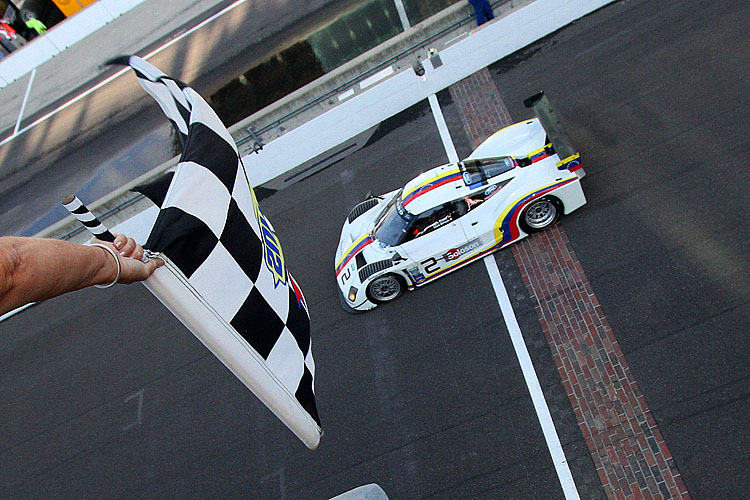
<box><xmin>115</xmin><ymin>241</ymin><xmax>123</xmax><ymax>249</ymax></box>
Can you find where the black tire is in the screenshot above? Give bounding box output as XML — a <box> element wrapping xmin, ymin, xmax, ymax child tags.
<box><xmin>366</xmin><ymin>274</ymin><xmax>405</xmax><ymax>304</ymax></box>
<box><xmin>519</xmin><ymin>197</ymin><xmax>562</xmax><ymax>234</ymax></box>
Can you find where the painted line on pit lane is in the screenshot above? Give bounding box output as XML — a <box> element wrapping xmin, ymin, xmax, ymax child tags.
<box><xmin>14</xmin><ymin>68</ymin><xmax>36</xmax><ymax>136</ymax></box>
<box><xmin>428</xmin><ymin>93</ymin><xmax>459</xmax><ymax>163</ymax></box>
<box><xmin>429</xmin><ymin>93</ymin><xmax>580</xmax><ymax>500</ymax></box>
<box><xmin>1</xmin><ymin>0</ymin><xmax>253</xmax><ymax>147</ymax></box>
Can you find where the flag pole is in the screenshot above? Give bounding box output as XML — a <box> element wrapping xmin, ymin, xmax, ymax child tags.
<box><xmin>61</xmin><ymin>195</ymin><xmax>116</xmax><ymax>242</ymax></box>
<box><xmin>61</xmin><ymin>195</ymin><xmax>323</xmax><ymax>449</ymax></box>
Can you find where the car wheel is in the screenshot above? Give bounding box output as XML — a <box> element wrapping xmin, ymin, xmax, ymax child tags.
<box><xmin>366</xmin><ymin>274</ymin><xmax>405</xmax><ymax>304</ymax></box>
<box><xmin>519</xmin><ymin>197</ymin><xmax>561</xmax><ymax>233</ymax></box>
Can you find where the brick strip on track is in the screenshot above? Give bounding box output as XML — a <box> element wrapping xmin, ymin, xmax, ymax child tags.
<box><xmin>448</xmin><ymin>68</ymin><xmax>691</xmax><ymax>500</ymax></box>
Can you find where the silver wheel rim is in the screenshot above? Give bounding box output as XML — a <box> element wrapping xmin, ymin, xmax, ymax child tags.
<box><xmin>369</xmin><ymin>276</ymin><xmax>401</xmax><ymax>301</ymax></box>
<box><xmin>525</xmin><ymin>199</ymin><xmax>557</xmax><ymax>229</ymax></box>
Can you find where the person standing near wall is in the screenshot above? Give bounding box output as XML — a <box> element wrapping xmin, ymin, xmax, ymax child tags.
<box><xmin>23</xmin><ymin>10</ymin><xmax>46</xmax><ymax>38</ymax></box>
<box><xmin>469</xmin><ymin>0</ymin><xmax>495</xmax><ymax>26</ymax></box>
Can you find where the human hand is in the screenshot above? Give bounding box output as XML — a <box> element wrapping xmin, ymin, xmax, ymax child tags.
<box><xmin>96</xmin><ymin>233</ymin><xmax>164</xmax><ymax>284</ymax></box>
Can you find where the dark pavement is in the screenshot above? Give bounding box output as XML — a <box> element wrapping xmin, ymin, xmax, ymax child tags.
<box><xmin>487</xmin><ymin>0</ymin><xmax>749</xmax><ymax>497</ymax></box>
<box><xmin>1</xmin><ymin>98</ymin><xmax>600</xmax><ymax>499</ymax></box>
<box><xmin>1</xmin><ymin>0</ymin><xmax>748</xmax><ymax>498</ymax></box>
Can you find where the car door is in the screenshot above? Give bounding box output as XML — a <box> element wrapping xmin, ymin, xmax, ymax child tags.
<box><xmin>463</xmin><ymin>173</ymin><xmax>516</xmax><ymax>250</ymax></box>
<box><xmin>399</xmin><ymin>202</ymin><xmax>473</xmax><ymax>284</ymax></box>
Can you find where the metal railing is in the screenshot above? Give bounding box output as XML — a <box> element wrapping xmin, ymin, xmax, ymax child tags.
<box><xmin>236</xmin><ymin>4</ymin><xmax>483</xmax><ymax>147</ymax></box>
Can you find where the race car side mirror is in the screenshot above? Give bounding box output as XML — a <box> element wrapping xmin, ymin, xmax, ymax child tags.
<box><xmin>391</xmin><ymin>252</ymin><xmax>406</xmax><ymax>263</ymax></box>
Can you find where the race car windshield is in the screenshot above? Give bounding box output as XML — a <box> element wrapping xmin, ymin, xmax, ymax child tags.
<box><xmin>460</xmin><ymin>157</ymin><xmax>515</xmax><ymax>185</ymax></box>
<box><xmin>373</xmin><ymin>193</ymin><xmax>414</xmax><ymax>246</ymax></box>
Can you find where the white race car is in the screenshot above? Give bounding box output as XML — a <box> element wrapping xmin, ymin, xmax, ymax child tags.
<box><xmin>335</xmin><ymin>93</ymin><xmax>587</xmax><ymax>312</ymax></box>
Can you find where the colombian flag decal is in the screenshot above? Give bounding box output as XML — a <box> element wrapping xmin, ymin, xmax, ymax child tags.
<box><xmin>494</xmin><ymin>178</ymin><xmax>576</xmax><ymax>245</ymax></box>
<box><xmin>335</xmin><ymin>234</ymin><xmax>373</xmax><ymax>276</ymax></box>
<box><xmin>402</xmin><ymin>170</ymin><xmax>462</xmax><ymax>207</ymax></box>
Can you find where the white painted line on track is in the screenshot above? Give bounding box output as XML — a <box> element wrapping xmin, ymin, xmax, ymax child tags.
<box><xmin>483</xmin><ymin>256</ymin><xmax>580</xmax><ymax>500</ymax></box>
<box><xmin>427</xmin><ymin>93</ymin><xmax>459</xmax><ymax>163</ymax></box>
<box><xmin>393</xmin><ymin>0</ymin><xmax>411</xmax><ymax>30</ymax></box>
<box><xmin>14</xmin><ymin>68</ymin><xmax>36</xmax><ymax>136</ymax></box>
<box><xmin>0</xmin><ymin>0</ymin><xmax>253</xmax><ymax>147</ymax></box>
<box><xmin>429</xmin><ymin>93</ymin><xmax>580</xmax><ymax>499</ymax></box>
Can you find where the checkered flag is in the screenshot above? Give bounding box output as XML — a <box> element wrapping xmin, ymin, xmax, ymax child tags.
<box><xmin>114</xmin><ymin>56</ymin><xmax>321</xmax><ymax>448</ymax></box>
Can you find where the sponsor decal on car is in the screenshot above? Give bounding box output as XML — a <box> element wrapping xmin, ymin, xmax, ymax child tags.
<box><xmin>407</xmin><ymin>266</ymin><xmax>427</xmax><ymax>284</ymax></box>
<box><xmin>402</xmin><ymin>169</ymin><xmax>462</xmax><ymax>207</ymax></box>
<box><xmin>443</xmin><ymin>238</ymin><xmax>482</xmax><ymax>261</ymax></box>
<box><xmin>557</xmin><ymin>153</ymin><xmax>583</xmax><ymax>172</ymax></box>
<box><xmin>335</xmin><ymin>234</ymin><xmax>374</xmax><ymax>276</ymax></box>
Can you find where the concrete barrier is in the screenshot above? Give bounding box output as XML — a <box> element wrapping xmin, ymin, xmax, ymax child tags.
<box><xmin>240</xmin><ymin>0</ymin><xmax>617</xmax><ymax>187</ymax></box>
<box><xmin>0</xmin><ymin>36</ymin><xmax>57</xmax><ymax>84</ymax></box>
<box><xmin>0</xmin><ymin>0</ymin><xmax>147</xmax><ymax>87</ymax></box>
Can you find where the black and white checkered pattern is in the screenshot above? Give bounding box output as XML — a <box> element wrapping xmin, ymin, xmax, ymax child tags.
<box><xmin>119</xmin><ymin>56</ymin><xmax>319</xmax><ymax>428</ymax></box>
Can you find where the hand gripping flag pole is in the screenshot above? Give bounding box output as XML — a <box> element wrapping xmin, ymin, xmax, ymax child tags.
<box><xmin>91</xmin><ymin>55</ymin><xmax>321</xmax><ymax>449</ymax></box>
<box><xmin>61</xmin><ymin>195</ymin><xmax>322</xmax><ymax>449</ymax></box>
<box><xmin>62</xmin><ymin>195</ymin><xmax>160</xmax><ymax>262</ymax></box>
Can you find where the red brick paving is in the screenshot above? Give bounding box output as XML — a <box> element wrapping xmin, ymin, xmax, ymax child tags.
<box><xmin>447</xmin><ymin>67</ymin><xmax>513</xmax><ymax>149</ymax></box>
<box><xmin>448</xmin><ymin>69</ymin><xmax>691</xmax><ymax>500</ymax></box>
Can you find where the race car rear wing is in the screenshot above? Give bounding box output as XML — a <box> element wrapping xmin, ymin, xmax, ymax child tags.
<box><xmin>524</xmin><ymin>91</ymin><xmax>585</xmax><ymax>178</ymax></box>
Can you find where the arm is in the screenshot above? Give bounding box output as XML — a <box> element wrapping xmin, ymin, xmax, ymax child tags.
<box><xmin>0</xmin><ymin>234</ymin><xmax>163</xmax><ymax>315</ymax></box>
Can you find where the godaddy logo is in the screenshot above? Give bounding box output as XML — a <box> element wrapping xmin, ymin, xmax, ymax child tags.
<box><xmin>259</xmin><ymin>214</ymin><xmax>286</xmax><ymax>288</ymax></box>
<box><xmin>251</xmin><ymin>186</ymin><xmax>287</xmax><ymax>289</ymax></box>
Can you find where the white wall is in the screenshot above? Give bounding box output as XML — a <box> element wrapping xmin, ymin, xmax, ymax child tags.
<box><xmin>0</xmin><ymin>0</ymin><xmax>148</xmax><ymax>86</ymax></box>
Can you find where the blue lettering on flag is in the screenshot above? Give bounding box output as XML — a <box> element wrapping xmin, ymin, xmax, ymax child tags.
<box><xmin>259</xmin><ymin>215</ymin><xmax>287</xmax><ymax>288</ymax></box>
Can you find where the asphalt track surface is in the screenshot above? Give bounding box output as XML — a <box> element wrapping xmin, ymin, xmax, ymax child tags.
<box><xmin>1</xmin><ymin>0</ymin><xmax>748</xmax><ymax>498</ymax></box>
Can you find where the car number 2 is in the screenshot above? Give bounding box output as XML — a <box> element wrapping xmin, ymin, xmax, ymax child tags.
<box><xmin>341</xmin><ymin>268</ymin><xmax>352</xmax><ymax>284</ymax></box>
<box><xmin>421</xmin><ymin>257</ymin><xmax>442</xmax><ymax>275</ymax></box>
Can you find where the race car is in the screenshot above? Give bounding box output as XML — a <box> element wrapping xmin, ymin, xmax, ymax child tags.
<box><xmin>335</xmin><ymin>92</ymin><xmax>587</xmax><ymax>312</ymax></box>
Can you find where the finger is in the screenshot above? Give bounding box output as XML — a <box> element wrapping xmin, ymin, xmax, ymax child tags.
<box><xmin>111</xmin><ymin>233</ymin><xmax>127</xmax><ymax>250</ymax></box>
<box><xmin>134</xmin><ymin>258</ymin><xmax>163</xmax><ymax>282</ymax></box>
<box><xmin>129</xmin><ymin>242</ymin><xmax>144</xmax><ymax>262</ymax></box>
<box><xmin>118</xmin><ymin>260</ymin><xmax>144</xmax><ymax>284</ymax></box>
<box><xmin>120</xmin><ymin>257</ymin><xmax>164</xmax><ymax>284</ymax></box>
<box><xmin>119</xmin><ymin>237</ymin><xmax>137</xmax><ymax>258</ymax></box>
<box><xmin>146</xmin><ymin>258</ymin><xmax>165</xmax><ymax>275</ymax></box>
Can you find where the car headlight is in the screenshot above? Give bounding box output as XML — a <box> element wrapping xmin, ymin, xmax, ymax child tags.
<box><xmin>348</xmin><ymin>286</ymin><xmax>358</xmax><ymax>302</ymax></box>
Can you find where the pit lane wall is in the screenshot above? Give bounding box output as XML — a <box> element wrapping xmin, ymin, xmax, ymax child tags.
<box><xmin>241</xmin><ymin>0</ymin><xmax>615</xmax><ymax>187</ymax></box>
<box><xmin>42</xmin><ymin>0</ymin><xmax>616</xmax><ymax>243</ymax></box>
<box><xmin>0</xmin><ymin>0</ymin><xmax>149</xmax><ymax>87</ymax></box>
